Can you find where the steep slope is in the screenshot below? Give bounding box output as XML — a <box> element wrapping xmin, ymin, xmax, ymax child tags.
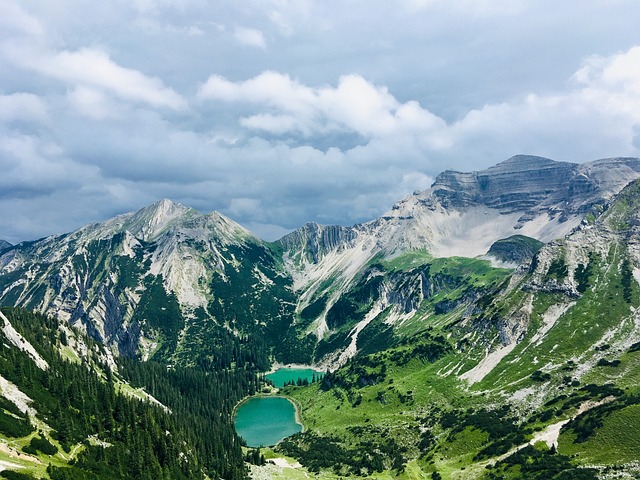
<box><xmin>0</xmin><ymin>200</ymin><xmax>304</xmax><ymax>367</ymax></box>
<box><xmin>2</xmin><ymin>156</ymin><xmax>639</xmax><ymax>371</ymax></box>
<box><xmin>0</xmin><ymin>307</ymin><xmax>255</xmax><ymax>479</ymax></box>
<box><xmin>279</xmin><ymin>155</ymin><xmax>640</xmax><ymax>365</ymax></box>
<box><xmin>278</xmin><ymin>178</ymin><xmax>640</xmax><ymax>479</ymax></box>
<box><xmin>485</xmin><ymin>235</ymin><xmax>544</xmax><ymax>265</ymax></box>
<box><xmin>0</xmin><ymin>240</ymin><xmax>11</xmax><ymax>253</ymax></box>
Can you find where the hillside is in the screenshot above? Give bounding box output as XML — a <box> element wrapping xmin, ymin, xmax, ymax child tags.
<box><xmin>1</xmin><ymin>156</ymin><xmax>639</xmax><ymax>371</ymax></box>
<box><xmin>1</xmin><ymin>156</ymin><xmax>640</xmax><ymax>478</ymax></box>
<box><xmin>279</xmin><ymin>155</ymin><xmax>640</xmax><ymax>366</ymax></box>
<box><xmin>0</xmin><ymin>307</ymin><xmax>258</xmax><ymax>479</ymax></box>
<box><xmin>268</xmin><ymin>177</ymin><xmax>640</xmax><ymax>479</ymax></box>
<box><xmin>0</xmin><ymin>200</ymin><xmax>308</xmax><ymax>369</ymax></box>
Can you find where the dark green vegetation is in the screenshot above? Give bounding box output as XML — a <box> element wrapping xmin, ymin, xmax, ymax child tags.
<box><xmin>487</xmin><ymin>235</ymin><xmax>544</xmax><ymax>264</ymax></box>
<box><xmin>279</xmin><ymin>180</ymin><xmax>640</xmax><ymax>478</ymax></box>
<box><xmin>0</xmin><ymin>230</ymin><xmax>311</xmax><ymax>370</ymax></box>
<box><xmin>487</xmin><ymin>445</ymin><xmax>598</xmax><ymax>480</ymax></box>
<box><xmin>0</xmin><ymin>307</ymin><xmax>258</xmax><ymax>479</ymax></box>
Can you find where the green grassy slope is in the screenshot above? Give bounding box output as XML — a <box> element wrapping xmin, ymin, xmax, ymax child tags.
<box><xmin>274</xmin><ymin>180</ymin><xmax>640</xmax><ymax>479</ymax></box>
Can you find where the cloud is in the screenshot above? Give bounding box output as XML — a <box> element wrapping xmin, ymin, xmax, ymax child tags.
<box><xmin>199</xmin><ymin>71</ymin><xmax>445</xmax><ymax>138</ymax></box>
<box><xmin>0</xmin><ymin>2</ymin><xmax>44</xmax><ymax>36</ymax></box>
<box><xmin>0</xmin><ymin>93</ymin><xmax>48</xmax><ymax>123</ymax></box>
<box><xmin>233</xmin><ymin>27</ymin><xmax>267</xmax><ymax>49</ymax></box>
<box><xmin>10</xmin><ymin>47</ymin><xmax>187</xmax><ymax>110</ymax></box>
<box><xmin>67</xmin><ymin>87</ymin><xmax>120</xmax><ymax>120</ymax></box>
<box><xmin>3</xmin><ymin>0</ymin><xmax>640</xmax><ymax>245</ymax></box>
<box><xmin>0</xmin><ymin>132</ymin><xmax>95</xmax><ymax>199</ymax></box>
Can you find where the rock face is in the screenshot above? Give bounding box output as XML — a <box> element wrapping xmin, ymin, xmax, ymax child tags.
<box><xmin>277</xmin><ymin>155</ymin><xmax>640</xmax><ymax>364</ymax></box>
<box><xmin>0</xmin><ymin>200</ymin><xmax>298</xmax><ymax>365</ymax></box>
<box><xmin>2</xmin><ymin>155</ymin><xmax>640</xmax><ymax>368</ymax></box>
<box><xmin>431</xmin><ymin>155</ymin><xmax>577</xmax><ymax>212</ymax></box>
<box><xmin>277</xmin><ymin>223</ymin><xmax>358</xmax><ymax>264</ymax></box>
<box><xmin>486</xmin><ymin>235</ymin><xmax>544</xmax><ymax>265</ymax></box>
<box><xmin>280</xmin><ymin>155</ymin><xmax>640</xmax><ymax>271</ymax></box>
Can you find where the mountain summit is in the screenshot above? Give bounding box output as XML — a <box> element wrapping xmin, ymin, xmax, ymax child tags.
<box><xmin>1</xmin><ymin>155</ymin><xmax>639</xmax><ymax>368</ymax></box>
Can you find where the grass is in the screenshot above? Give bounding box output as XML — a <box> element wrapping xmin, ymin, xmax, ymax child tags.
<box><xmin>476</xmin><ymin>244</ymin><xmax>637</xmax><ymax>394</ymax></box>
<box><xmin>0</xmin><ymin>428</ymin><xmax>82</xmax><ymax>479</ymax></box>
<box><xmin>558</xmin><ymin>403</ymin><xmax>640</xmax><ymax>464</ymax></box>
<box><xmin>379</xmin><ymin>250</ymin><xmax>433</xmax><ymax>272</ymax></box>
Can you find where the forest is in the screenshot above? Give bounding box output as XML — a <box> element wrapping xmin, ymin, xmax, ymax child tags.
<box><xmin>0</xmin><ymin>307</ymin><xmax>259</xmax><ymax>479</ymax></box>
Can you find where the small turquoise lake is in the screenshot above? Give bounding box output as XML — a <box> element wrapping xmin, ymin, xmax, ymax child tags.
<box><xmin>234</xmin><ymin>396</ymin><xmax>302</xmax><ymax>447</ymax></box>
<box><xmin>265</xmin><ymin>367</ymin><xmax>324</xmax><ymax>387</ymax></box>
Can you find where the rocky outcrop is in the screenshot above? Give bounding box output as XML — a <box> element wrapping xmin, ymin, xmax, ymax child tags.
<box><xmin>486</xmin><ymin>235</ymin><xmax>544</xmax><ymax>265</ymax></box>
<box><xmin>431</xmin><ymin>155</ymin><xmax>577</xmax><ymax>212</ymax></box>
<box><xmin>431</xmin><ymin>155</ymin><xmax>640</xmax><ymax>218</ymax></box>
<box><xmin>277</xmin><ymin>222</ymin><xmax>359</xmax><ymax>263</ymax></box>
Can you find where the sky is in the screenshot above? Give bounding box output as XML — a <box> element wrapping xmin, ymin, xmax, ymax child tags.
<box><xmin>2</xmin><ymin>0</ymin><xmax>640</xmax><ymax>243</ymax></box>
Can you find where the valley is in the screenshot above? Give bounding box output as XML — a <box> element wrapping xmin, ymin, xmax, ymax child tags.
<box><xmin>0</xmin><ymin>155</ymin><xmax>639</xmax><ymax>478</ymax></box>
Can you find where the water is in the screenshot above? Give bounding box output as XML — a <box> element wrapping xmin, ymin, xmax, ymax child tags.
<box><xmin>265</xmin><ymin>367</ymin><xmax>324</xmax><ymax>387</ymax></box>
<box><xmin>234</xmin><ymin>396</ymin><xmax>302</xmax><ymax>447</ymax></box>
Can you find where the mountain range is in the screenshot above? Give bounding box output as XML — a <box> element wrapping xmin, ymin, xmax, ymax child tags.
<box><xmin>1</xmin><ymin>154</ymin><xmax>640</xmax><ymax>478</ymax></box>
<box><xmin>1</xmin><ymin>155</ymin><xmax>638</xmax><ymax>368</ymax></box>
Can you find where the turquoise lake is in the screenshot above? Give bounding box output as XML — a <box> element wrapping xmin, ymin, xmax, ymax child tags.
<box><xmin>265</xmin><ymin>367</ymin><xmax>324</xmax><ymax>387</ymax></box>
<box><xmin>234</xmin><ymin>396</ymin><xmax>302</xmax><ymax>447</ymax></box>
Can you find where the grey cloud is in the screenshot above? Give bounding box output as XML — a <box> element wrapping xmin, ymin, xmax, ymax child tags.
<box><xmin>2</xmin><ymin>0</ymin><xmax>640</xmax><ymax>243</ymax></box>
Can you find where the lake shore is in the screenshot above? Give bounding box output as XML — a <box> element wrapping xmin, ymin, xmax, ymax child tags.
<box><xmin>234</xmin><ymin>394</ymin><xmax>305</xmax><ymax>447</ymax></box>
<box><xmin>265</xmin><ymin>362</ymin><xmax>325</xmax><ymax>375</ymax></box>
<box><xmin>234</xmin><ymin>394</ymin><xmax>304</xmax><ymax>431</ymax></box>
<box><xmin>286</xmin><ymin>395</ymin><xmax>305</xmax><ymax>432</ymax></box>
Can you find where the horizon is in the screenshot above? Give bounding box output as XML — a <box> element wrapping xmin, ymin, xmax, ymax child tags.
<box><xmin>3</xmin><ymin>1</ymin><xmax>640</xmax><ymax>243</ymax></box>
<box><xmin>4</xmin><ymin>152</ymin><xmax>640</xmax><ymax>245</ymax></box>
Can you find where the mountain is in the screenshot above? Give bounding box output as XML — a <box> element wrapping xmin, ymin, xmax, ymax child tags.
<box><xmin>0</xmin><ymin>240</ymin><xmax>11</xmax><ymax>253</ymax></box>
<box><xmin>0</xmin><ymin>199</ymin><xmax>306</xmax><ymax>368</ymax></box>
<box><xmin>275</xmin><ymin>177</ymin><xmax>640</xmax><ymax>479</ymax></box>
<box><xmin>2</xmin><ymin>156</ymin><xmax>639</xmax><ymax>370</ymax></box>
<box><xmin>279</xmin><ymin>155</ymin><xmax>640</xmax><ymax>365</ymax></box>
<box><xmin>1</xmin><ymin>155</ymin><xmax>640</xmax><ymax>478</ymax></box>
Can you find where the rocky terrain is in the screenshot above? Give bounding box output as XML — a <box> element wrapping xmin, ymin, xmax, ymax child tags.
<box><xmin>1</xmin><ymin>154</ymin><xmax>640</xmax><ymax>479</ymax></box>
<box><xmin>1</xmin><ymin>155</ymin><xmax>639</xmax><ymax>369</ymax></box>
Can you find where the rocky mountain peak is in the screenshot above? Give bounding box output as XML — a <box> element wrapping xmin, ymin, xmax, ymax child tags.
<box><xmin>430</xmin><ymin>155</ymin><xmax>577</xmax><ymax>212</ymax></box>
<box><xmin>123</xmin><ymin>199</ymin><xmax>197</xmax><ymax>241</ymax></box>
<box><xmin>0</xmin><ymin>240</ymin><xmax>11</xmax><ymax>253</ymax></box>
<box><xmin>277</xmin><ymin>222</ymin><xmax>358</xmax><ymax>264</ymax></box>
<box><xmin>484</xmin><ymin>154</ymin><xmax>565</xmax><ymax>173</ymax></box>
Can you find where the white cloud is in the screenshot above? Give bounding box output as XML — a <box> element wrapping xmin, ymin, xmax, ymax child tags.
<box><xmin>199</xmin><ymin>71</ymin><xmax>445</xmax><ymax>138</ymax></box>
<box><xmin>0</xmin><ymin>2</ymin><xmax>44</xmax><ymax>36</ymax></box>
<box><xmin>11</xmin><ymin>47</ymin><xmax>187</xmax><ymax>110</ymax></box>
<box><xmin>67</xmin><ymin>86</ymin><xmax>118</xmax><ymax>120</ymax></box>
<box><xmin>0</xmin><ymin>93</ymin><xmax>48</xmax><ymax>123</ymax></box>
<box><xmin>233</xmin><ymin>26</ymin><xmax>267</xmax><ymax>49</ymax></box>
<box><xmin>3</xmin><ymin>0</ymin><xmax>640</xmax><ymax>244</ymax></box>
